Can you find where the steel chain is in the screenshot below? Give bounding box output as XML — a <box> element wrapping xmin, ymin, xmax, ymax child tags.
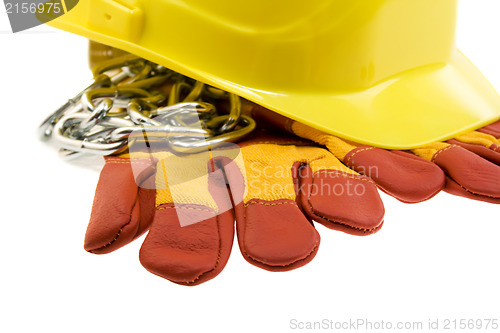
<box><xmin>39</xmin><ymin>55</ymin><xmax>256</xmax><ymax>158</ymax></box>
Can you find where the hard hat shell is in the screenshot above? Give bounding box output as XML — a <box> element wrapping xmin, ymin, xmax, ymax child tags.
<box><xmin>46</xmin><ymin>0</ymin><xmax>500</xmax><ymax>148</ymax></box>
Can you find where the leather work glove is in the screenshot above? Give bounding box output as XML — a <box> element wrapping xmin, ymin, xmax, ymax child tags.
<box><xmin>411</xmin><ymin>121</ymin><xmax>500</xmax><ymax>203</ymax></box>
<box><xmin>85</xmin><ymin>129</ymin><xmax>385</xmax><ymax>286</ymax></box>
<box><xmin>47</xmin><ymin>48</ymin><xmax>383</xmax><ymax>286</ymax></box>
<box><xmin>250</xmin><ymin>104</ymin><xmax>500</xmax><ymax>204</ymax></box>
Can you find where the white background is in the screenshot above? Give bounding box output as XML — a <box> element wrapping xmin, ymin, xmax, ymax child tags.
<box><xmin>1</xmin><ymin>1</ymin><xmax>499</xmax><ymax>332</ymax></box>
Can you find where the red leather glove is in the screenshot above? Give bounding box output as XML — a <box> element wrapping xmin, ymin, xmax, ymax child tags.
<box><xmin>250</xmin><ymin>104</ymin><xmax>500</xmax><ymax>204</ymax></box>
<box><xmin>432</xmin><ymin>120</ymin><xmax>500</xmax><ymax>203</ymax></box>
<box><xmin>85</xmin><ymin>130</ymin><xmax>385</xmax><ymax>285</ymax></box>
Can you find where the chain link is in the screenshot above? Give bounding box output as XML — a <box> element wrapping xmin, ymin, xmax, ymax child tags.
<box><xmin>40</xmin><ymin>55</ymin><xmax>256</xmax><ymax>158</ymax></box>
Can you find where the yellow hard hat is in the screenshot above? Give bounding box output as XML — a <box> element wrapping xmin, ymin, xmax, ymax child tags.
<box><xmin>46</xmin><ymin>0</ymin><xmax>500</xmax><ymax>148</ymax></box>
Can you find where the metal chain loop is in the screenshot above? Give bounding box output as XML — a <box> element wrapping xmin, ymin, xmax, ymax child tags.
<box><xmin>40</xmin><ymin>55</ymin><xmax>256</xmax><ymax>158</ymax></box>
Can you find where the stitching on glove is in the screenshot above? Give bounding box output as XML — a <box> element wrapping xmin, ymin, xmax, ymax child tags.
<box><xmin>306</xmin><ymin>202</ymin><xmax>380</xmax><ymax>233</ymax></box>
<box><xmin>345</xmin><ymin>147</ymin><xmax>375</xmax><ymax>166</ymax></box>
<box><xmin>88</xmin><ymin>228</ymin><xmax>124</xmax><ymax>253</ymax></box>
<box><xmin>185</xmin><ymin>243</ymin><xmax>222</xmax><ymax>285</ymax></box>
<box><xmin>87</xmin><ymin>186</ymin><xmax>138</xmax><ymax>253</ymax></box>
<box><xmin>105</xmin><ymin>160</ymin><xmax>152</xmax><ymax>166</ymax></box>
<box><xmin>241</xmin><ymin>198</ymin><xmax>319</xmax><ymax>268</ymax></box>
<box><xmin>431</xmin><ymin>144</ymin><xmax>456</xmax><ymax>163</ymax></box>
<box><xmin>432</xmin><ymin>146</ymin><xmax>498</xmax><ymax>199</ymax></box>
<box><xmin>244</xmin><ymin>200</ymin><xmax>298</xmax><ymax>207</ymax></box>
<box><xmin>156</xmin><ymin>203</ymin><xmax>222</xmax><ymax>285</ymax></box>
<box><xmin>185</xmin><ymin>219</ymin><xmax>223</xmax><ymax>285</ymax></box>
<box><xmin>314</xmin><ymin>170</ymin><xmax>376</xmax><ymax>185</ymax></box>
<box><xmin>306</xmin><ymin>171</ymin><xmax>380</xmax><ymax>233</ymax></box>
<box><xmin>243</xmin><ymin>241</ymin><xmax>319</xmax><ymax>269</ymax></box>
<box><xmin>157</xmin><ymin>205</ymin><xmax>216</xmax><ymax>213</ymax></box>
<box><xmin>449</xmin><ymin>178</ymin><xmax>499</xmax><ymax>199</ymax></box>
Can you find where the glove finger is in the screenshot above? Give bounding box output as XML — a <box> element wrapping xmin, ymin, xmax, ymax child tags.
<box><xmin>85</xmin><ymin>157</ymin><xmax>156</xmax><ymax>254</ymax></box>
<box><xmin>343</xmin><ymin>147</ymin><xmax>445</xmax><ymax>203</ymax></box>
<box><xmin>432</xmin><ymin>145</ymin><xmax>500</xmax><ymax>203</ymax></box>
<box><xmin>139</xmin><ymin>204</ymin><xmax>234</xmax><ymax>286</ymax></box>
<box><xmin>447</xmin><ymin>139</ymin><xmax>500</xmax><ymax>166</ymax></box>
<box><xmin>216</xmin><ymin>143</ymin><xmax>320</xmax><ymax>271</ymax></box>
<box><xmin>478</xmin><ymin>119</ymin><xmax>500</xmax><ymax>137</ymax></box>
<box><xmin>447</xmin><ymin>131</ymin><xmax>500</xmax><ymax>165</ymax></box>
<box><xmin>289</xmin><ymin>120</ymin><xmax>444</xmax><ymax>203</ymax></box>
<box><xmin>443</xmin><ymin>176</ymin><xmax>500</xmax><ymax>204</ymax></box>
<box><xmin>298</xmin><ymin>152</ymin><xmax>385</xmax><ymax>235</ymax></box>
<box><xmin>139</xmin><ymin>154</ymin><xmax>235</xmax><ymax>285</ymax></box>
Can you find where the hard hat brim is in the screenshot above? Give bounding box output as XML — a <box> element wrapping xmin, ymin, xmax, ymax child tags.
<box><xmin>47</xmin><ymin>12</ymin><xmax>500</xmax><ymax>149</ymax></box>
